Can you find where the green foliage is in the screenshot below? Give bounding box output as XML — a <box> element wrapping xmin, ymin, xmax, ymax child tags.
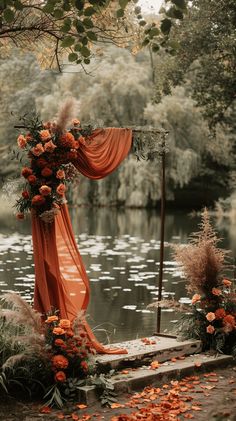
<box><xmin>90</xmin><ymin>371</ymin><xmax>117</xmax><ymax>407</ymax></box>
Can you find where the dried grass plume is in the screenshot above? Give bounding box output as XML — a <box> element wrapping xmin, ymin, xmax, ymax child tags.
<box><xmin>55</xmin><ymin>98</ymin><xmax>78</xmax><ymax>133</ymax></box>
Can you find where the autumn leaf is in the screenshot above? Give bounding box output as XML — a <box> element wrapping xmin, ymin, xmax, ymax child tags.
<box><xmin>150</xmin><ymin>360</ymin><xmax>160</xmax><ymax>369</ymax></box>
<box><xmin>121</xmin><ymin>370</ymin><xmax>129</xmax><ymax>374</ymax></box>
<box><xmin>71</xmin><ymin>414</ymin><xmax>79</xmax><ymax>420</ymax></box>
<box><xmin>110</xmin><ymin>403</ymin><xmax>125</xmax><ymax>409</ymax></box>
<box><xmin>76</xmin><ymin>404</ymin><xmax>88</xmax><ymax>409</ymax></box>
<box><xmin>191</xmin><ymin>405</ymin><xmax>202</xmax><ymax>411</ymax></box>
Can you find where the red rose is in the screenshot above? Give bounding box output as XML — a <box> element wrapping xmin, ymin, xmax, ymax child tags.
<box><xmin>28</xmin><ymin>175</ymin><xmax>37</xmax><ymax>184</ymax></box>
<box><xmin>36</xmin><ymin>158</ymin><xmax>48</xmax><ymax>168</ymax></box>
<box><xmin>21</xmin><ymin>167</ymin><xmax>33</xmax><ymax>178</ymax></box>
<box><xmin>41</xmin><ymin>167</ymin><xmax>53</xmax><ymax>177</ymax></box>
<box><xmin>54</xmin><ymin>371</ymin><xmax>66</xmax><ymax>383</ymax></box>
<box><xmin>31</xmin><ymin>195</ymin><xmax>46</xmax><ymax>206</ymax></box>
<box><xmin>22</xmin><ymin>191</ymin><xmax>30</xmax><ymax>199</ymax></box>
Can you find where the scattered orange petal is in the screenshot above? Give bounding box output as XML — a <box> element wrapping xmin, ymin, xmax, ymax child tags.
<box><xmin>191</xmin><ymin>406</ymin><xmax>202</xmax><ymax>411</ymax></box>
<box><xmin>121</xmin><ymin>370</ymin><xmax>129</xmax><ymax>374</ymax></box>
<box><xmin>184</xmin><ymin>414</ymin><xmax>194</xmax><ymax>419</ymax></box>
<box><xmin>171</xmin><ymin>358</ymin><xmax>177</xmax><ymax>362</ymax></box>
<box><xmin>110</xmin><ymin>403</ymin><xmax>125</xmax><ymax>409</ymax></box>
<box><xmin>71</xmin><ymin>414</ymin><xmax>79</xmax><ymax>420</ymax></box>
<box><xmin>76</xmin><ymin>404</ymin><xmax>87</xmax><ymax>410</ymax></box>
<box><xmin>150</xmin><ymin>360</ymin><xmax>160</xmax><ymax>369</ymax></box>
<box><xmin>40</xmin><ymin>406</ymin><xmax>51</xmax><ymax>414</ymax></box>
<box><xmin>56</xmin><ymin>415</ymin><xmax>65</xmax><ymax>420</ymax></box>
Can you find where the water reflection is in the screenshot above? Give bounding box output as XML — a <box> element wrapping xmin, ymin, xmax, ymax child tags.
<box><xmin>0</xmin><ymin>208</ymin><xmax>234</xmax><ymax>343</ymax></box>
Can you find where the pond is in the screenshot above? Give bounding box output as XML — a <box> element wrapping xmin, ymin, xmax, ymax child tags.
<box><xmin>0</xmin><ymin>207</ymin><xmax>235</xmax><ymax>344</ymax></box>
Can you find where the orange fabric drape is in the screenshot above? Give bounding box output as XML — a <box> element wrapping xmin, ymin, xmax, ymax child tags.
<box><xmin>32</xmin><ymin>128</ymin><xmax>132</xmax><ymax>354</ymax></box>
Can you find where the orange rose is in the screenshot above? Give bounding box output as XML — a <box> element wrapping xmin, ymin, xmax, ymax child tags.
<box><xmin>206</xmin><ymin>312</ymin><xmax>216</xmax><ymax>322</ymax></box>
<box><xmin>44</xmin><ymin>140</ymin><xmax>57</xmax><ymax>153</ymax></box>
<box><xmin>54</xmin><ymin>371</ymin><xmax>66</xmax><ymax>383</ymax></box>
<box><xmin>56</xmin><ymin>169</ymin><xmax>65</xmax><ymax>179</ymax></box>
<box><xmin>212</xmin><ymin>288</ymin><xmax>221</xmax><ymax>296</ymax></box>
<box><xmin>223</xmin><ymin>315</ymin><xmax>235</xmax><ymax>327</ymax></box>
<box><xmin>31</xmin><ymin>143</ymin><xmax>44</xmax><ymax>156</ymax></box>
<box><xmin>17</xmin><ymin>134</ymin><xmax>27</xmax><ymax>148</ymax></box>
<box><xmin>54</xmin><ymin>339</ymin><xmax>65</xmax><ymax>347</ymax></box>
<box><xmin>222</xmin><ymin>279</ymin><xmax>232</xmax><ymax>287</ymax></box>
<box><xmin>51</xmin><ymin>355</ymin><xmax>69</xmax><ymax>369</ymax></box>
<box><xmin>41</xmin><ymin>167</ymin><xmax>53</xmax><ymax>178</ymax></box>
<box><xmin>21</xmin><ymin>167</ymin><xmax>33</xmax><ymax>178</ymax></box>
<box><xmin>22</xmin><ymin>190</ymin><xmax>30</xmax><ymax>199</ymax></box>
<box><xmin>53</xmin><ymin>327</ymin><xmax>66</xmax><ymax>335</ymax></box>
<box><xmin>56</xmin><ymin>183</ymin><xmax>66</xmax><ymax>196</ymax></box>
<box><xmin>191</xmin><ymin>294</ymin><xmax>201</xmax><ymax>304</ymax></box>
<box><xmin>206</xmin><ymin>325</ymin><xmax>215</xmax><ymax>334</ymax></box>
<box><xmin>72</xmin><ymin>118</ymin><xmax>80</xmax><ymax>126</ymax></box>
<box><xmin>45</xmin><ymin>315</ymin><xmax>58</xmax><ymax>323</ymax></box>
<box><xmin>32</xmin><ymin>195</ymin><xmax>46</xmax><ymax>206</ymax></box>
<box><xmin>59</xmin><ymin>132</ymin><xmax>75</xmax><ymax>148</ymax></box>
<box><xmin>39</xmin><ymin>185</ymin><xmax>52</xmax><ymax>196</ymax></box>
<box><xmin>215</xmin><ymin>308</ymin><xmax>226</xmax><ymax>319</ymax></box>
<box><xmin>28</xmin><ymin>174</ymin><xmax>37</xmax><ymax>184</ymax></box>
<box><xmin>40</xmin><ymin>129</ymin><xmax>51</xmax><ymax>142</ymax></box>
<box><xmin>59</xmin><ymin>319</ymin><xmax>71</xmax><ymax>329</ymax></box>
<box><xmin>16</xmin><ymin>212</ymin><xmax>24</xmax><ymax>220</ymax></box>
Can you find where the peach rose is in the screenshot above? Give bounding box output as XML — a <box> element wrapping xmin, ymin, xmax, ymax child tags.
<box><xmin>56</xmin><ymin>183</ymin><xmax>66</xmax><ymax>196</ymax></box>
<box><xmin>45</xmin><ymin>315</ymin><xmax>58</xmax><ymax>323</ymax></box>
<box><xmin>39</xmin><ymin>185</ymin><xmax>52</xmax><ymax>196</ymax></box>
<box><xmin>56</xmin><ymin>169</ymin><xmax>65</xmax><ymax>179</ymax></box>
<box><xmin>44</xmin><ymin>140</ymin><xmax>57</xmax><ymax>153</ymax></box>
<box><xmin>40</xmin><ymin>129</ymin><xmax>51</xmax><ymax>141</ymax></box>
<box><xmin>222</xmin><ymin>279</ymin><xmax>232</xmax><ymax>287</ymax></box>
<box><xmin>16</xmin><ymin>212</ymin><xmax>24</xmax><ymax>220</ymax></box>
<box><xmin>215</xmin><ymin>308</ymin><xmax>226</xmax><ymax>319</ymax></box>
<box><xmin>53</xmin><ymin>327</ymin><xmax>66</xmax><ymax>335</ymax></box>
<box><xmin>59</xmin><ymin>132</ymin><xmax>75</xmax><ymax>147</ymax></box>
<box><xmin>59</xmin><ymin>319</ymin><xmax>71</xmax><ymax>329</ymax></box>
<box><xmin>31</xmin><ymin>195</ymin><xmax>46</xmax><ymax>206</ymax></box>
<box><xmin>55</xmin><ymin>371</ymin><xmax>66</xmax><ymax>383</ymax></box>
<box><xmin>72</xmin><ymin>118</ymin><xmax>80</xmax><ymax>126</ymax></box>
<box><xmin>21</xmin><ymin>167</ymin><xmax>33</xmax><ymax>178</ymax></box>
<box><xmin>206</xmin><ymin>325</ymin><xmax>215</xmax><ymax>334</ymax></box>
<box><xmin>31</xmin><ymin>143</ymin><xmax>44</xmax><ymax>156</ymax></box>
<box><xmin>28</xmin><ymin>175</ymin><xmax>37</xmax><ymax>184</ymax></box>
<box><xmin>17</xmin><ymin>134</ymin><xmax>27</xmax><ymax>148</ymax></box>
<box><xmin>51</xmin><ymin>355</ymin><xmax>69</xmax><ymax>369</ymax></box>
<box><xmin>41</xmin><ymin>167</ymin><xmax>53</xmax><ymax>177</ymax></box>
<box><xmin>212</xmin><ymin>288</ymin><xmax>221</xmax><ymax>296</ymax></box>
<box><xmin>191</xmin><ymin>294</ymin><xmax>201</xmax><ymax>304</ymax></box>
<box><xmin>206</xmin><ymin>312</ymin><xmax>216</xmax><ymax>322</ymax></box>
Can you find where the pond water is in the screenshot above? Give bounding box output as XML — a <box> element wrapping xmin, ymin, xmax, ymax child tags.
<box><xmin>0</xmin><ymin>207</ymin><xmax>235</xmax><ymax>344</ymax></box>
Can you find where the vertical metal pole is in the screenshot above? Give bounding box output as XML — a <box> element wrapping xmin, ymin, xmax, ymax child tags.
<box><xmin>157</xmin><ymin>144</ymin><xmax>166</xmax><ymax>333</ymax></box>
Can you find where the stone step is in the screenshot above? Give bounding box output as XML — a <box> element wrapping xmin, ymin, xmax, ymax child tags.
<box><xmin>79</xmin><ymin>352</ymin><xmax>233</xmax><ymax>405</ymax></box>
<box><xmin>95</xmin><ymin>336</ymin><xmax>202</xmax><ymax>370</ymax></box>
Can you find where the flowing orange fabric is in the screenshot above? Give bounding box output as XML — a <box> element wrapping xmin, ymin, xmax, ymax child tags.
<box><xmin>32</xmin><ymin>128</ymin><xmax>132</xmax><ymax>354</ymax></box>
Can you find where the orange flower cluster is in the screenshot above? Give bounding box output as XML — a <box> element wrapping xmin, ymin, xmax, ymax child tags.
<box><xmin>44</xmin><ymin>314</ymin><xmax>95</xmax><ymax>386</ymax></box>
<box><xmin>15</xmin><ymin>116</ymin><xmax>89</xmax><ymax>221</ymax></box>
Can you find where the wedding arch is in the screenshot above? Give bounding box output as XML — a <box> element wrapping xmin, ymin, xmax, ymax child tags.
<box><xmin>14</xmin><ymin>106</ymin><xmax>168</xmax><ymax>354</ymax></box>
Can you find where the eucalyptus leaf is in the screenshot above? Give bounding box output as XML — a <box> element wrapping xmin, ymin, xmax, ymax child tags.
<box><xmin>3</xmin><ymin>8</ymin><xmax>15</xmax><ymax>23</ymax></box>
<box><xmin>61</xmin><ymin>36</ymin><xmax>75</xmax><ymax>48</ymax></box>
<box><xmin>84</xmin><ymin>6</ymin><xmax>96</xmax><ymax>16</ymax></box>
<box><xmin>68</xmin><ymin>52</ymin><xmax>78</xmax><ymax>62</ymax></box>
<box><xmin>80</xmin><ymin>46</ymin><xmax>90</xmax><ymax>57</ymax></box>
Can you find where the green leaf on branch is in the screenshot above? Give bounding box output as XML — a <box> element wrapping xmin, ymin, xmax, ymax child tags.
<box><xmin>171</xmin><ymin>0</ymin><xmax>186</xmax><ymax>10</ymax></box>
<box><xmin>84</xmin><ymin>6</ymin><xmax>96</xmax><ymax>16</ymax></box>
<box><xmin>14</xmin><ymin>0</ymin><xmax>23</xmax><ymax>10</ymax></box>
<box><xmin>116</xmin><ymin>8</ymin><xmax>124</xmax><ymax>18</ymax></box>
<box><xmin>74</xmin><ymin>43</ymin><xmax>82</xmax><ymax>51</ymax></box>
<box><xmin>75</xmin><ymin>0</ymin><xmax>85</xmax><ymax>10</ymax></box>
<box><xmin>152</xmin><ymin>43</ymin><xmax>160</xmax><ymax>52</ymax></box>
<box><xmin>75</xmin><ymin>20</ymin><xmax>85</xmax><ymax>33</ymax></box>
<box><xmin>173</xmin><ymin>9</ymin><xmax>183</xmax><ymax>19</ymax></box>
<box><xmin>139</xmin><ymin>20</ymin><xmax>146</xmax><ymax>27</ymax></box>
<box><xmin>43</xmin><ymin>2</ymin><xmax>55</xmax><ymax>14</ymax></box>
<box><xmin>160</xmin><ymin>18</ymin><xmax>172</xmax><ymax>34</ymax></box>
<box><xmin>3</xmin><ymin>8</ymin><xmax>15</xmax><ymax>23</ymax></box>
<box><xmin>80</xmin><ymin>46</ymin><xmax>90</xmax><ymax>57</ymax></box>
<box><xmin>54</xmin><ymin>8</ymin><xmax>64</xmax><ymax>19</ymax></box>
<box><xmin>61</xmin><ymin>36</ymin><xmax>75</xmax><ymax>48</ymax></box>
<box><xmin>83</xmin><ymin>18</ymin><xmax>94</xmax><ymax>28</ymax></box>
<box><xmin>86</xmin><ymin>31</ymin><xmax>97</xmax><ymax>41</ymax></box>
<box><xmin>119</xmin><ymin>0</ymin><xmax>129</xmax><ymax>9</ymax></box>
<box><xmin>149</xmin><ymin>27</ymin><xmax>160</xmax><ymax>38</ymax></box>
<box><xmin>68</xmin><ymin>52</ymin><xmax>78</xmax><ymax>62</ymax></box>
<box><xmin>142</xmin><ymin>38</ymin><xmax>150</xmax><ymax>47</ymax></box>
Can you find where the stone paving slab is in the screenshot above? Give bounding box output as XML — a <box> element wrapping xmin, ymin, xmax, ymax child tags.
<box><xmin>95</xmin><ymin>336</ymin><xmax>202</xmax><ymax>368</ymax></box>
<box><xmin>79</xmin><ymin>353</ymin><xmax>233</xmax><ymax>405</ymax></box>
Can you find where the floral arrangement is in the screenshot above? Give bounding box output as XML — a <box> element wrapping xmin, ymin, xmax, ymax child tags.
<box><xmin>14</xmin><ymin>102</ymin><xmax>93</xmax><ymax>222</ymax></box>
<box><xmin>0</xmin><ymin>293</ymin><xmax>95</xmax><ymax>407</ymax></box>
<box><xmin>151</xmin><ymin>209</ymin><xmax>236</xmax><ymax>355</ymax></box>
